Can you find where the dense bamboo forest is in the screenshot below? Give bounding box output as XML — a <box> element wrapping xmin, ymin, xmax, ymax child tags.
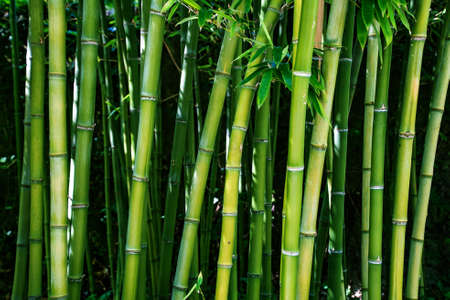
<box><xmin>0</xmin><ymin>0</ymin><xmax>449</xmax><ymax>298</ymax></box>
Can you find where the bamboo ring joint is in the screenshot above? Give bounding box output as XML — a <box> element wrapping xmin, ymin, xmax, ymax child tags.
<box><xmin>281</xmin><ymin>249</ymin><xmax>299</xmax><ymax>256</ymax></box>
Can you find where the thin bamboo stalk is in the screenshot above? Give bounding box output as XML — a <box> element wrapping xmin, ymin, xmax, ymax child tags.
<box><xmin>361</xmin><ymin>23</ymin><xmax>379</xmax><ymax>300</ymax></box>
<box><xmin>48</xmin><ymin>0</ymin><xmax>69</xmax><ymax>297</ymax></box>
<box><xmin>405</xmin><ymin>6</ymin><xmax>449</xmax><ymax>297</ymax></box>
<box><xmin>388</xmin><ymin>1</ymin><xmax>432</xmax><ymax>298</ymax></box>
<box><xmin>327</xmin><ymin>4</ymin><xmax>354</xmax><ymax>299</ymax></box>
<box><xmin>368</xmin><ymin>42</ymin><xmax>393</xmax><ymax>300</ymax></box>
<box><xmin>158</xmin><ymin>19</ymin><xmax>199</xmax><ymax>299</ymax></box>
<box><xmin>121</xmin><ymin>0</ymin><xmax>166</xmax><ymax>297</ymax></box>
<box><xmin>296</xmin><ymin>0</ymin><xmax>349</xmax><ymax>298</ymax></box>
<box><xmin>67</xmin><ymin>0</ymin><xmax>100</xmax><ymax>297</ymax></box>
<box><xmin>215</xmin><ymin>2</ymin><xmax>283</xmax><ymax>298</ymax></box>
<box><xmin>11</xmin><ymin>41</ymin><xmax>31</xmax><ymax>300</ymax></box>
<box><xmin>171</xmin><ymin>2</ymin><xmax>245</xmax><ymax>298</ymax></box>
<box><xmin>27</xmin><ymin>0</ymin><xmax>45</xmax><ymax>296</ymax></box>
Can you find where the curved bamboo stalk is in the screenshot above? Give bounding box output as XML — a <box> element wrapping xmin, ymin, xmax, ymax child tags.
<box><xmin>158</xmin><ymin>19</ymin><xmax>199</xmax><ymax>299</ymax></box>
<box><xmin>170</xmin><ymin>2</ymin><xmax>245</xmax><ymax>298</ymax></box>
<box><xmin>388</xmin><ymin>1</ymin><xmax>432</xmax><ymax>298</ymax></box>
<box><xmin>27</xmin><ymin>0</ymin><xmax>45</xmax><ymax>296</ymax></box>
<box><xmin>121</xmin><ymin>0</ymin><xmax>166</xmax><ymax>297</ymax></box>
<box><xmin>405</xmin><ymin>5</ymin><xmax>449</xmax><ymax>298</ymax></box>
<box><xmin>48</xmin><ymin>0</ymin><xmax>69</xmax><ymax>297</ymax></box>
<box><xmin>11</xmin><ymin>41</ymin><xmax>31</xmax><ymax>300</ymax></box>
<box><xmin>368</xmin><ymin>42</ymin><xmax>393</xmax><ymax>300</ymax></box>
<box><xmin>327</xmin><ymin>3</ymin><xmax>354</xmax><ymax>298</ymax></box>
<box><xmin>296</xmin><ymin>0</ymin><xmax>349</xmax><ymax>298</ymax></box>
<box><xmin>67</xmin><ymin>0</ymin><xmax>100</xmax><ymax>297</ymax></box>
<box><xmin>361</xmin><ymin>23</ymin><xmax>379</xmax><ymax>300</ymax></box>
<box><xmin>214</xmin><ymin>2</ymin><xmax>284</xmax><ymax>299</ymax></box>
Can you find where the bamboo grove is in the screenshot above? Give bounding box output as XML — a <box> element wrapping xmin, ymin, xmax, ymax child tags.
<box><xmin>2</xmin><ymin>0</ymin><xmax>449</xmax><ymax>298</ymax></box>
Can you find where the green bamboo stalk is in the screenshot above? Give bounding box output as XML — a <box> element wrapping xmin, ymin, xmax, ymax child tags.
<box><xmin>48</xmin><ymin>0</ymin><xmax>69</xmax><ymax>297</ymax></box>
<box><xmin>11</xmin><ymin>40</ymin><xmax>31</xmax><ymax>300</ymax></box>
<box><xmin>296</xmin><ymin>0</ymin><xmax>348</xmax><ymax>298</ymax></box>
<box><xmin>158</xmin><ymin>19</ymin><xmax>199</xmax><ymax>299</ymax></box>
<box><xmin>361</xmin><ymin>23</ymin><xmax>379</xmax><ymax>300</ymax></box>
<box><xmin>279</xmin><ymin>1</ymin><xmax>318</xmax><ymax>299</ymax></box>
<box><xmin>43</xmin><ymin>170</ymin><xmax>51</xmax><ymax>295</ymax></box>
<box><xmin>327</xmin><ymin>4</ymin><xmax>354</xmax><ymax>299</ymax></box>
<box><xmin>247</xmin><ymin>86</ymin><xmax>270</xmax><ymax>300</ymax></box>
<box><xmin>349</xmin><ymin>42</ymin><xmax>364</xmax><ymax>106</ymax></box>
<box><xmin>389</xmin><ymin>1</ymin><xmax>432</xmax><ymax>298</ymax></box>
<box><xmin>146</xmin><ymin>191</ymin><xmax>160</xmax><ymax>299</ymax></box>
<box><xmin>405</xmin><ymin>6</ymin><xmax>449</xmax><ymax>298</ymax></box>
<box><xmin>67</xmin><ymin>0</ymin><xmax>100</xmax><ymax>297</ymax></box>
<box><xmin>368</xmin><ymin>42</ymin><xmax>392</xmax><ymax>300</ymax></box>
<box><xmin>27</xmin><ymin>0</ymin><xmax>45</xmax><ymax>296</ymax></box>
<box><xmin>137</xmin><ymin>209</ymin><xmax>149</xmax><ymax>300</ymax></box>
<box><xmin>121</xmin><ymin>0</ymin><xmax>166</xmax><ymax>297</ymax></box>
<box><xmin>291</xmin><ymin>0</ymin><xmax>302</xmax><ymax>61</ymax></box>
<box><xmin>171</xmin><ymin>2</ymin><xmax>245</xmax><ymax>298</ymax></box>
<box><xmin>215</xmin><ymin>2</ymin><xmax>283</xmax><ymax>299</ymax></box>
<box><xmin>10</xmin><ymin>0</ymin><xmax>22</xmax><ymax>179</ymax></box>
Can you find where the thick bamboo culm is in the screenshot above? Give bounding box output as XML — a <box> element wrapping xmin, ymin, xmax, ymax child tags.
<box><xmin>214</xmin><ymin>1</ymin><xmax>283</xmax><ymax>298</ymax></box>
<box><xmin>406</xmin><ymin>4</ymin><xmax>450</xmax><ymax>298</ymax></box>
<box><xmin>170</xmin><ymin>1</ymin><xmax>245</xmax><ymax>298</ymax></box>
<box><xmin>27</xmin><ymin>0</ymin><xmax>45</xmax><ymax>297</ymax></box>
<box><xmin>388</xmin><ymin>0</ymin><xmax>432</xmax><ymax>298</ymax></box>
<box><xmin>296</xmin><ymin>0</ymin><xmax>349</xmax><ymax>298</ymax></box>
<box><xmin>361</xmin><ymin>23</ymin><xmax>379</xmax><ymax>300</ymax></box>
<box><xmin>48</xmin><ymin>0</ymin><xmax>69</xmax><ymax>297</ymax></box>
<box><xmin>368</xmin><ymin>42</ymin><xmax>393</xmax><ymax>300</ymax></box>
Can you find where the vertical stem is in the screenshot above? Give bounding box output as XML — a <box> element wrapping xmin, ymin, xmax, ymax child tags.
<box><xmin>28</xmin><ymin>0</ymin><xmax>45</xmax><ymax>296</ymax></box>
<box><xmin>68</xmin><ymin>0</ymin><xmax>100</xmax><ymax>297</ymax></box>
<box><xmin>388</xmin><ymin>1</ymin><xmax>432</xmax><ymax>298</ymax></box>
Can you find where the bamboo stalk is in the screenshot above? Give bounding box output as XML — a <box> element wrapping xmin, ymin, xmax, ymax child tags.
<box><xmin>405</xmin><ymin>5</ymin><xmax>449</xmax><ymax>298</ymax></box>
<box><xmin>327</xmin><ymin>4</ymin><xmax>354</xmax><ymax>299</ymax></box>
<box><xmin>158</xmin><ymin>19</ymin><xmax>199</xmax><ymax>299</ymax></box>
<box><xmin>11</xmin><ymin>40</ymin><xmax>31</xmax><ymax>300</ymax></box>
<box><xmin>368</xmin><ymin>42</ymin><xmax>393</xmax><ymax>300</ymax></box>
<box><xmin>215</xmin><ymin>2</ymin><xmax>284</xmax><ymax>299</ymax></box>
<box><xmin>170</xmin><ymin>2</ymin><xmax>245</xmax><ymax>298</ymax></box>
<box><xmin>388</xmin><ymin>1</ymin><xmax>432</xmax><ymax>298</ymax></box>
<box><xmin>67</xmin><ymin>0</ymin><xmax>100</xmax><ymax>297</ymax></box>
<box><xmin>121</xmin><ymin>0</ymin><xmax>166</xmax><ymax>297</ymax></box>
<box><xmin>361</xmin><ymin>23</ymin><xmax>379</xmax><ymax>300</ymax></box>
<box><xmin>296</xmin><ymin>0</ymin><xmax>349</xmax><ymax>298</ymax></box>
<box><xmin>27</xmin><ymin>0</ymin><xmax>45</xmax><ymax>296</ymax></box>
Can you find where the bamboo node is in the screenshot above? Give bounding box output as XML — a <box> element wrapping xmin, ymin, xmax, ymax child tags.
<box><xmin>175</xmin><ymin>118</ymin><xmax>187</xmax><ymax>124</ymax></box>
<box><xmin>28</xmin><ymin>237</ymin><xmax>42</xmax><ymax>244</ymax></box>
<box><xmin>68</xmin><ymin>275</ymin><xmax>84</xmax><ymax>283</ymax></box>
<box><xmin>410</xmin><ymin>34</ymin><xmax>426</xmax><ymax>41</ymax></box>
<box><xmin>132</xmin><ymin>175</ymin><xmax>149</xmax><ymax>182</ymax></box>
<box><xmin>49</xmin><ymin>152</ymin><xmax>67</xmax><ymax>158</ymax></box>
<box><xmin>184</xmin><ymin>53</ymin><xmax>197</xmax><ymax>61</ymax></box>
<box><xmin>50</xmin><ymin>224</ymin><xmax>67</xmax><ymax>229</ymax></box>
<box><xmin>370</xmin><ymin>185</ymin><xmax>384</xmax><ymax>190</ymax></box>
<box><xmin>300</xmin><ymin>231</ymin><xmax>317</xmax><ymax>237</ymax></box>
<box><xmin>232</xmin><ymin>125</ymin><xmax>248</xmax><ymax>132</ymax></box>
<box><xmin>125</xmin><ymin>248</ymin><xmax>141</xmax><ymax>255</ymax></box>
<box><xmin>225</xmin><ymin>166</ymin><xmax>241</xmax><ymax>171</ymax></box>
<box><xmin>199</xmin><ymin>147</ymin><xmax>214</xmax><ymax>154</ymax></box>
<box><xmin>311</xmin><ymin>143</ymin><xmax>327</xmax><ymax>151</ymax></box>
<box><xmin>267</xmin><ymin>6</ymin><xmax>282</xmax><ymax>15</ymax></box>
<box><xmin>286</xmin><ymin>166</ymin><xmax>304</xmax><ymax>172</ymax></box>
<box><xmin>411</xmin><ymin>236</ymin><xmax>424</xmax><ymax>243</ymax></box>
<box><xmin>215</xmin><ymin>70</ymin><xmax>232</xmax><ymax>79</ymax></box>
<box><xmin>76</xmin><ymin>123</ymin><xmax>96</xmax><ymax>131</ymax></box>
<box><xmin>217</xmin><ymin>263</ymin><xmax>233</xmax><ymax>269</ymax></box>
<box><xmin>31</xmin><ymin>113</ymin><xmax>44</xmax><ymax>119</ymax></box>
<box><xmin>48</xmin><ymin>72</ymin><xmax>66</xmax><ymax>79</ymax></box>
<box><xmin>392</xmin><ymin>219</ymin><xmax>408</xmax><ymax>226</ymax></box>
<box><xmin>281</xmin><ymin>249</ymin><xmax>299</xmax><ymax>256</ymax></box>
<box><xmin>399</xmin><ymin>132</ymin><xmax>415</xmax><ymax>139</ymax></box>
<box><xmin>150</xmin><ymin>8</ymin><xmax>166</xmax><ymax>17</ymax></box>
<box><xmin>337</xmin><ymin>127</ymin><xmax>348</xmax><ymax>132</ymax></box>
<box><xmin>292</xmin><ymin>71</ymin><xmax>311</xmax><ymax>78</ymax></box>
<box><xmin>332</xmin><ymin>191</ymin><xmax>345</xmax><ymax>196</ymax></box>
<box><xmin>21</xmin><ymin>183</ymin><xmax>31</xmax><ymax>188</ymax></box>
<box><xmin>368</xmin><ymin>257</ymin><xmax>382</xmax><ymax>265</ymax></box>
<box><xmin>251</xmin><ymin>209</ymin><xmax>265</xmax><ymax>215</ymax></box>
<box><xmin>420</xmin><ymin>173</ymin><xmax>433</xmax><ymax>178</ymax></box>
<box><xmin>184</xmin><ymin>217</ymin><xmax>200</xmax><ymax>224</ymax></box>
<box><xmin>247</xmin><ymin>272</ymin><xmax>262</xmax><ymax>278</ymax></box>
<box><xmin>430</xmin><ymin>106</ymin><xmax>445</xmax><ymax>113</ymax></box>
<box><xmin>241</xmin><ymin>84</ymin><xmax>258</xmax><ymax>91</ymax></box>
<box><xmin>141</xmin><ymin>94</ymin><xmax>158</xmax><ymax>102</ymax></box>
<box><xmin>339</xmin><ymin>57</ymin><xmax>352</xmax><ymax>62</ymax></box>
<box><xmin>232</xmin><ymin>65</ymin><xmax>243</xmax><ymax>70</ymax></box>
<box><xmin>72</xmin><ymin>203</ymin><xmax>89</xmax><ymax>209</ymax></box>
<box><xmin>328</xmin><ymin>248</ymin><xmax>343</xmax><ymax>254</ymax></box>
<box><xmin>31</xmin><ymin>178</ymin><xmax>44</xmax><ymax>184</ymax></box>
<box><xmin>81</xmin><ymin>39</ymin><xmax>99</xmax><ymax>46</ymax></box>
<box><xmin>374</xmin><ymin>105</ymin><xmax>388</xmax><ymax>112</ymax></box>
<box><xmin>292</xmin><ymin>39</ymin><xmax>298</xmax><ymax>45</ymax></box>
<box><xmin>222</xmin><ymin>212</ymin><xmax>238</xmax><ymax>217</ymax></box>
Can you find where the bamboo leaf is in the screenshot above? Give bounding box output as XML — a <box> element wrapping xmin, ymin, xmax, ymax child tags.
<box><xmin>249</xmin><ymin>45</ymin><xmax>269</xmax><ymax>63</ymax></box>
<box><xmin>168</xmin><ymin>2</ymin><xmax>180</xmax><ymax>21</ymax></box>
<box><xmin>161</xmin><ymin>0</ymin><xmax>177</xmax><ymax>14</ymax></box>
<box><xmin>379</xmin><ymin>14</ymin><xmax>393</xmax><ymax>46</ymax></box>
<box><xmin>394</xmin><ymin>4</ymin><xmax>410</xmax><ymax>32</ymax></box>
<box><xmin>361</xmin><ymin>0</ymin><xmax>375</xmax><ymax>28</ymax></box>
<box><xmin>257</xmin><ymin>69</ymin><xmax>273</xmax><ymax>108</ymax></box>
<box><xmin>357</xmin><ymin>11</ymin><xmax>369</xmax><ymax>48</ymax></box>
<box><xmin>377</xmin><ymin>0</ymin><xmax>387</xmax><ymax>16</ymax></box>
<box><xmin>176</xmin><ymin>15</ymin><xmax>198</xmax><ymax>26</ymax></box>
<box><xmin>261</xmin><ymin>21</ymin><xmax>273</xmax><ymax>47</ymax></box>
<box><xmin>279</xmin><ymin>63</ymin><xmax>292</xmax><ymax>91</ymax></box>
<box><xmin>181</xmin><ymin>0</ymin><xmax>201</xmax><ymax>10</ymax></box>
<box><xmin>237</xmin><ymin>66</ymin><xmax>267</xmax><ymax>87</ymax></box>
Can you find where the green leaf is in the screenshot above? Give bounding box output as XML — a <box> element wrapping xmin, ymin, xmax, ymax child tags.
<box><xmin>361</xmin><ymin>0</ymin><xmax>375</xmax><ymax>28</ymax></box>
<box><xmin>233</xmin><ymin>46</ymin><xmax>255</xmax><ymax>62</ymax></box>
<box><xmin>196</xmin><ymin>272</ymin><xmax>203</xmax><ymax>291</ymax></box>
<box><xmin>357</xmin><ymin>11</ymin><xmax>369</xmax><ymax>48</ymax></box>
<box><xmin>182</xmin><ymin>0</ymin><xmax>201</xmax><ymax>10</ymax></box>
<box><xmin>249</xmin><ymin>45</ymin><xmax>269</xmax><ymax>63</ymax></box>
<box><xmin>379</xmin><ymin>15</ymin><xmax>393</xmax><ymax>46</ymax></box>
<box><xmin>309</xmin><ymin>72</ymin><xmax>324</xmax><ymax>92</ymax></box>
<box><xmin>307</xmin><ymin>90</ymin><xmax>327</xmax><ymax>123</ymax></box>
<box><xmin>176</xmin><ymin>15</ymin><xmax>198</xmax><ymax>27</ymax></box>
<box><xmin>198</xmin><ymin>8</ymin><xmax>211</xmax><ymax>28</ymax></box>
<box><xmin>261</xmin><ymin>21</ymin><xmax>273</xmax><ymax>47</ymax></box>
<box><xmin>394</xmin><ymin>4</ymin><xmax>410</xmax><ymax>32</ymax></box>
<box><xmin>161</xmin><ymin>0</ymin><xmax>177</xmax><ymax>14</ymax></box>
<box><xmin>386</xmin><ymin>1</ymin><xmax>397</xmax><ymax>30</ymax></box>
<box><xmin>237</xmin><ymin>67</ymin><xmax>267</xmax><ymax>88</ymax></box>
<box><xmin>257</xmin><ymin>69</ymin><xmax>273</xmax><ymax>108</ymax></box>
<box><xmin>377</xmin><ymin>0</ymin><xmax>387</xmax><ymax>15</ymax></box>
<box><xmin>279</xmin><ymin>63</ymin><xmax>292</xmax><ymax>91</ymax></box>
<box><xmin>168</xmin><ymin>2</ymin><xmax>180</xmax><ymax>21</ymax></box>
<box><xmin>273</xmin><ymin>46</ymin><xmax>282</xmax><ymax>66</ymax></box>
